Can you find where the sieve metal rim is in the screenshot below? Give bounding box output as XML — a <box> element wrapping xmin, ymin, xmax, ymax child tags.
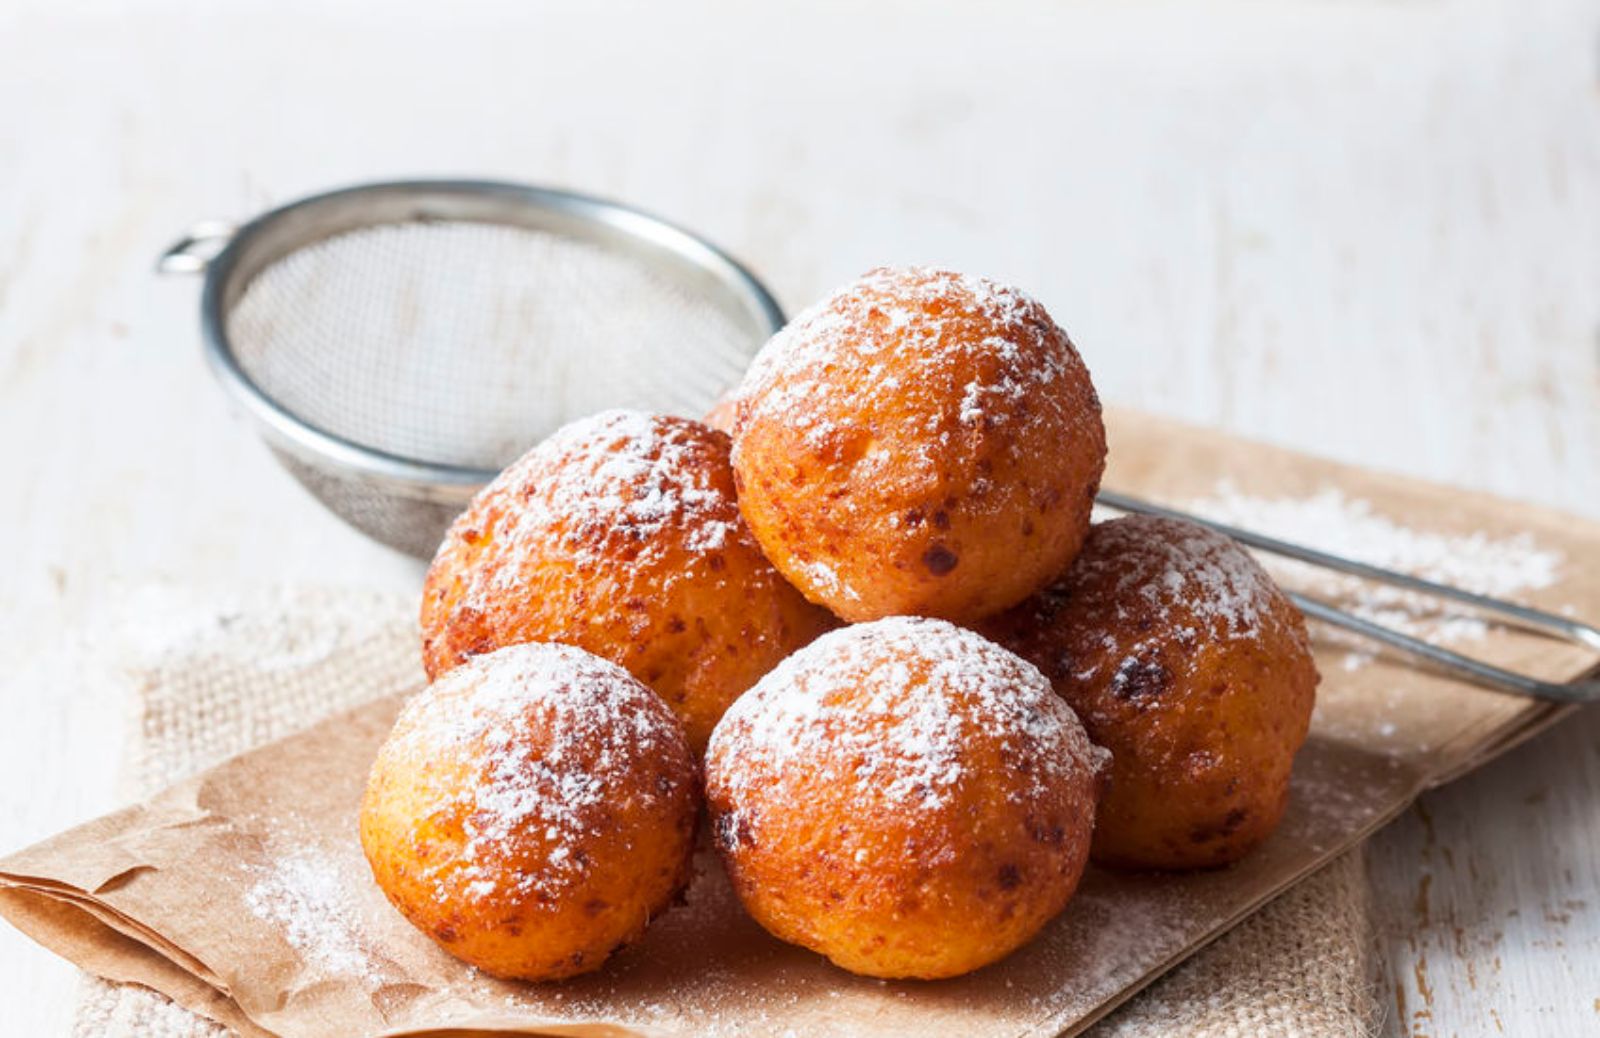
<box><xmin>163</xmin><ymin>178</ymin><xmax>786</xmax><ymax>503</ymax></box>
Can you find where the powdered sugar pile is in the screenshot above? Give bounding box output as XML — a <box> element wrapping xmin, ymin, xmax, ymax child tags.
<box><xmin>1184</xmin><ymin>481</ymin><xmax>1564</xmax><ymax>669</ymax></box>
<box><xmin>382</xmin><ymin>642</ymin><xmax>683</xmax><ymax>906</ymax></box>
<box><xmin>244</xmin><ymin>845</ymin><xmax>384</xmax><ymax>988</ymax></box>
<box><xmin>709</xmin><ymin>617</ymin><xmax>1106</xmax><ymax>818</ymax></box>
<box><xmin>733</xmin><ymin>267</ymin><xmax>1083</xmax><ymax>451</ymax></box>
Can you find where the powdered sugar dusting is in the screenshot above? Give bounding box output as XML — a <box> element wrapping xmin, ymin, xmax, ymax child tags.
<box><xmin>506</xmin><ymin>408</ymin><xmax>736</xmax><ymax>550</ymax></box>
<box><xmin>383</xmin><ymin>642</ymin><xmax>682</xmax><ymax>907</ymax></box>
<box><xmin>709</xmin><ymin>617</ymin><xmax>1106</xmax><ymax>817</ymax></box>
<box><xmin>792</xmin><ymin>556</ymin><xmax>860</xmax><ymax>605</ymax></box>
<box><xmin>733</xmin><ymin>267</ymin><xmax>1082</xmax><ymax>452</ymax></box>
<box><xmin>1185</xmin><ymin>481</ymin><xmax>1564</xmax><ymax>669</ymax></box>
<box><xmin>1058</xmin><ymin>515</ymin><xmax>1291</xmax><ymax>689</ymax></box>
<box><xmin>1093</xmin><ymin>518</ymin><xmax>1272</xmax><ymax>640</ymax></box>
<box><xmin>245</xmin><ymin>846</ymin><xmax>385</xmax><ymax>988</ymax></box>
<box><xmin>457</xmin><ymin>409</ymin><xmax>744</xmax><ymax>609</ymax></box>
<box><xmin>1029</xmin><ymin>882</ymin><xmax>1195</xmax><ymax>1019</ymax></box>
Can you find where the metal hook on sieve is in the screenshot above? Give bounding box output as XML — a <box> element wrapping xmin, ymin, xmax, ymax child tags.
<box><xmin>156</xmin><ymin>221</ymin><xmax>239</xmax><ymax>275</ymax></box>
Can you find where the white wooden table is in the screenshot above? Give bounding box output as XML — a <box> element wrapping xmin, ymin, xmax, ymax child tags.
<box><xmin>2</xmin><ymin>2</ymin><xmax>1596</xmax><ymax>1034</ymax></box>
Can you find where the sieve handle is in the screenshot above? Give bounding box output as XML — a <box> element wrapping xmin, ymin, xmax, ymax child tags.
<box><xmin>156</xmin><ymin>221</ymin><xmax>238</xmax><ymax>275</ymax></box>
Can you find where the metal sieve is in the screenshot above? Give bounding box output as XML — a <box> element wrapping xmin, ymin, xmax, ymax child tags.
<box><xmin>159</xmin><ymin>179</ymin><xmax>784</xmax><ymax>559</ymax></box>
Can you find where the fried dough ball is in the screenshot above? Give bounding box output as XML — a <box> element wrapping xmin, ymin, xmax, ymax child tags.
<box><xmin>359</xmin><ymin>642</ymin><xmax>698</xmax><ymax>981</ymax></box>
<box><xmin>704</xmin><ymin>617</ymin><xmax>1107</xmax><ymax>979</ymax></box>
<box><xmin>730</xmin><ymin>267</ymin><xmax>1106</xmax><ymax>623</ymax></box>
<box><xmin>980</xmin><ymin>515</ymin><xmax>1319</xmax><ymax>870</ymax></box>
<box><xmin>420</xmin><ymin>409</ymin><xmax>834</xmax><ymax>753</ymax></box>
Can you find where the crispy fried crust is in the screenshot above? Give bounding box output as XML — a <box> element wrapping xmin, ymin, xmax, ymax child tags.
<box><xmin>704</xmin><ymin>618</ymin><xmax>1105</xmax><ymax>979</ymax></box>
<box><xmin>420</xmin><ymin>410</ymin><xmax>835</xmax><ymax>753</ymax></box>
<box><xmin>359</xmin><ymin>644</ymin><xmax>699</xmax><ymax>981</ymax></box>
<box><xmin>730</xmin><ymin>267</ymin><xmax>1106</xmax><ymax>624</ymax></box>
<box><xmin>981</xmin><ymin>515</ymin><xmax>1319</xmax><ymax>870</ymax></box>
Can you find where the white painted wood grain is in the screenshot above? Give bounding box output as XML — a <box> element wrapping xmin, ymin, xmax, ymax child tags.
<box><xmin>1</xmin><ymin>1</ymin><xmax>1596</xmax><ymax>1034</ymax></box>
<box><xmin>1369</xmin><ymin>707</ymin><xmax>1600</xmax><ymax>1037</ymax></box>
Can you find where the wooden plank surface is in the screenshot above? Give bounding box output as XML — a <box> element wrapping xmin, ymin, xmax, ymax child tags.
<box><xmin>1</xmin><ymin>1</ymin><xmax>1596</xmax><ymax>1035</ymax></box>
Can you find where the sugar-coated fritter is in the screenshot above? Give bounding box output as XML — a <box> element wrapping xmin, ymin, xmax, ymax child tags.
<box><xmin>705</xmin><ymin>617</ymin><xmax>1107</xmax><ymax>979</ymax></box>
<box><xmin>981</xmin><ymin>515</ymin><xmax>1319</xmax><ymax>870</ymax></box>
<box><xmin>360</xmin><ymin>642</ymin><xmax>698</xmax><ymax>980</ymax></box>
<box><xmin>730</xmin><ymin>267</ymin><xmax>1106</xmax><ymax>623</ymax></box>
<box><xmin>420</xmin><ymin>409</ymin><xmax>835</xmax><ymax>752</ymax></box>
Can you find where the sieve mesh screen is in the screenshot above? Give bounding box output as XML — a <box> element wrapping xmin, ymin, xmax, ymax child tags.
<box><xmin>225</xmin><ymin>221</ymin><xmax>759</xmax><ymax>470</ymax></box>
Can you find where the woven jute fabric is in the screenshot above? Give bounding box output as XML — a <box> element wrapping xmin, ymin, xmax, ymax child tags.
<box><xmin>72</xmin><ymin>586</ymin><xmax>1378</xmax><ymax>1038</ymax></box>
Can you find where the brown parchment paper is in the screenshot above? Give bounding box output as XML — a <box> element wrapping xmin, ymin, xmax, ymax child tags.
<box><xmin>3</xmin><ymin>409</ymin><xmax>1597</xmax><ymax>1038</ymax></box>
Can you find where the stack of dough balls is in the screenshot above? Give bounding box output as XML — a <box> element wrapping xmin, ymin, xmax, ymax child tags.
<box><xmin>363</xmin><ymin>265</ymin><xmax>1320</xmax><ymax>985</ymax></box>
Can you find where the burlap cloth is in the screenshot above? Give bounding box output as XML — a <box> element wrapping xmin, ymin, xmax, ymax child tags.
<box><xmin>71</xmin><ymin>586</ymin><xmax>1379</xmax><ymax>1038</ymax></box>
